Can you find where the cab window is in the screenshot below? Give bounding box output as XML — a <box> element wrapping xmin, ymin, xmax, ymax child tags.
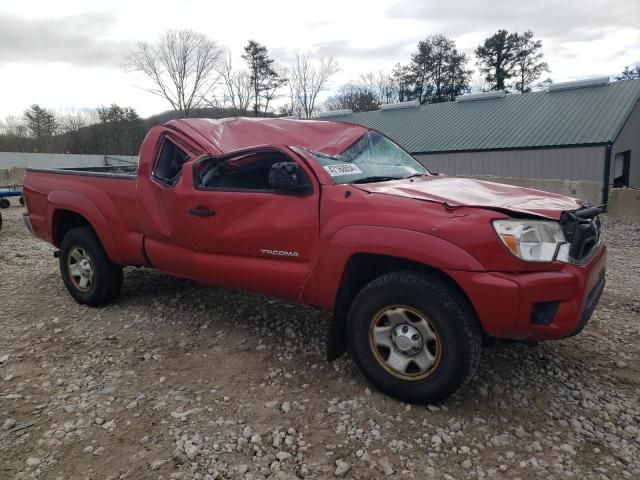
<box><xmin>153</xmin><ymin>139</ymin><xmax>189</xmax><ymax>187</ymax></box>
<box><xmin>195</xmin><ymin>151</ymin><xmax>310</xmax><ymax>192</ymax></box>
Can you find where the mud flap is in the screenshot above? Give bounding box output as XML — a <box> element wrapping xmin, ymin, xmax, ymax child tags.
<box><xmin>326</xmin><ymin>315</ymin><xmax>348</xmax><ymax>361</ymax></box>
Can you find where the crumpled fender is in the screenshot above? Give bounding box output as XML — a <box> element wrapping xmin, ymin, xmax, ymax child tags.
<box><xmin>46</xmin><ymin>190</ymin><xmax>125</xmax><ymax>265</ymax></box>
<box><xmin>312</xmin><ymin>225</ymin><xmax>487</xmax><ymax>311</ymax></box>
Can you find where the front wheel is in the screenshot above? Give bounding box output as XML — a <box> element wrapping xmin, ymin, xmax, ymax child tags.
<box><xmin>347</xmin><ymin>271</ymin><xmax>482</xmax><ymax>404</ymax></box>
<box><xmin>59</xmin><ymin>227</ymin><xmax>123</xmax><ymax>306</ymax></box>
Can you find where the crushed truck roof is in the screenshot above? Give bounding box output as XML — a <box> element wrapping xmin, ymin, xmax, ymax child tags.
<box><xmin>168</xmin><ymin>117</ymin><xmax>368</xmax><ymax>155</ymax></box>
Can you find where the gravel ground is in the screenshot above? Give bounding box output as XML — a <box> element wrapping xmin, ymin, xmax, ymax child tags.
<box><xmin>0</xmin><ymin>204</ymin><xmax>639</xmax><ymax>480</ymax></box>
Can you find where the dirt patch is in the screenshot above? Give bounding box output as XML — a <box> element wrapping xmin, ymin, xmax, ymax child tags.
<box><xmin>1</xmin><ymin>205</ymin><xmax>639</xmax><ymax>479</ymax></box>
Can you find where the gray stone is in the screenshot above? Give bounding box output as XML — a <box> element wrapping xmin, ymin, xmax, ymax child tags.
<box><xmin>334</xmin><ymin>459</ymin><xmax>351</xmax><ymax>477</ymax></box>
<box><xmin>151</xmin><ymin>459</ymin><xmax>167</xmax><ymax>470</ymax></box>
<box><xmin>379</xmin><ymin>457</ymin><xmax>394</xmax><ymax>476</ymax></box>
<box><xmin>2</xmin><ymin>418</ymin><xmax>16</xmax><ymax>431</ymax></box>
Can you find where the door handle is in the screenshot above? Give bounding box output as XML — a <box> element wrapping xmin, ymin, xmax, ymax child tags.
<box><xmin>188</xmin><ymin>206</ymin><xmax>215</xmax><ymax>218</ymax></box>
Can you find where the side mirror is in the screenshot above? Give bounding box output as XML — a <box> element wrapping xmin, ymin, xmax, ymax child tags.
<box><xmin>268</xmin><ymin>162</ymin><xmax>311</xmax><ymax>194</ymax></box>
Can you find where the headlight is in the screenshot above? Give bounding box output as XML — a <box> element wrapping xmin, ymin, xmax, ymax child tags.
<box><xmin>493</xmin><ymin>220</ymin><xmax>569</xmax><ymax>262</ymax></box>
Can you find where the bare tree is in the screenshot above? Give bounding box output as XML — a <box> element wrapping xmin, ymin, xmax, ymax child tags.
<box><xmin>469</xmin><ymin>75</ymin><xmax>490</xmax><ymax>94</ymax></box>
<box><xmin>360</xmin><ymin>70</ymin><xmax>400</xmax><ymax>104</ymax></box>
<box><xmin>57</xmin><ymin>109</ymin><xmax>94</xmax><ymax>135</ymax></box>
<box><xmin>0</xmin><ymin>116</ymin><xmax>28</xmax><ymax>138</ymax></box>
<box><xmin>217</xmin><ymin>54</ymin><xmax>253</xmax><ymax>115</ymax></box>
<box><xmin>288</xmin><ymin>53</ymin><xmax>340</xmax><ymax>118</ymax></box>
<box><xmin>126</xmin><ymin>29</ymin><xmax>224</xmax><ymax>117</ymax></box>
<box><xmin>326</xmin><ymin>83</ymin><xmax>381</xmax><ymax>112</ymax></box>
<box><xmin>56</xmin><ymin>109</ymin><xmax>96</xmax><ymax>154</ymax></box>
<box><xmin>0</xmin><ymin>115</ymin><xmax>29</xmax><ymax>152</ymax></box>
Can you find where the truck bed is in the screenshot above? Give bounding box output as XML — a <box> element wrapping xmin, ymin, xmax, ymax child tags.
<box><xmin>23</xmin><ymin>166</ymin><xmax>145</xmax><ymax>266</ymax></box>
<box><xmin>26</xmin><ymin>165</ymin><xmax>138</xmax><ymax>178</ymax></box>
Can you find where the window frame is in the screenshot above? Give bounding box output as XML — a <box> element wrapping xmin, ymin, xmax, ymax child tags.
<box><xmin>151</xmin><ymin>135</ymin><xmax>193</xmax><ymax>189</ymax></box>
<box><xmin>613</xmin><ymin>150</ymin><xmax>631</xmax><ymax>188</ymax></box>
<box><xmin>192</xmin><ymin>146</ymin><xmax>314</xmax><ymax>196</ymax></box>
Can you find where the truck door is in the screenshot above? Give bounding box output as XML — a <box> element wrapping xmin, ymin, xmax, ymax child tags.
<box><xmin>136</xmin><ymin>129</ymin><xmax>203</xmax><ymax>279</ymax></box>
<box><xmin>181</xmin><ymin>147</ymin><xmax>320</xmax><ymax>302</ymax></box>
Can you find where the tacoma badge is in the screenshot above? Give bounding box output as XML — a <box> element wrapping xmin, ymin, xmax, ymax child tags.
<box><xmin>260</xmin><ymin>249</ymin><xmax>300</xmax><ymax>258</ymax></box>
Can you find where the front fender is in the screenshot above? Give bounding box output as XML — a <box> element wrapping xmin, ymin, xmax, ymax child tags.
<box><xmin>313</xmin><ymin>225</ymin><xmax>486</xmax><ymax>311</ymax></box>
<box><xmin>47</xmin><ymin>190</ymin><xmax>125</xmax><ymax>265</ymax></box>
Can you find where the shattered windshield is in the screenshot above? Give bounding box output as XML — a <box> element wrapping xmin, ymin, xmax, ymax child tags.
<box><xmin>305</xmin><ymin>130</ymin><xmax>430</xmax><ymax>184</ymax></box>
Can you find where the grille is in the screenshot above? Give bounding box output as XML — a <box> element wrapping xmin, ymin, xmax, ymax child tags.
<box><xmin>561</xmin><ymin>214</ymin><xmax>601</xmax><ymax>262</ymax></box>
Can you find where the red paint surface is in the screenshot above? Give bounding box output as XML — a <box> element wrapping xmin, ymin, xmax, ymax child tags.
<box><xmin>23</xmin><ymin>118</ymin><xmax>605</xmax><ymax>341</ymax></box>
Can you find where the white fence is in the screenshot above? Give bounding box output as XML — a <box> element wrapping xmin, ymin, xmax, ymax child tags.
<box><xmin>0</xmin><ymin>152</ymin><xmax>138</xmax><ymax>170</ymax></box>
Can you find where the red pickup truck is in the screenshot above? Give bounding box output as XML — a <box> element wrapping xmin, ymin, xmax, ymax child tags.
<box><xmin>23</xmin><ymin>118</ymin><xmax>606</xmax><ymax>403</ymax></box>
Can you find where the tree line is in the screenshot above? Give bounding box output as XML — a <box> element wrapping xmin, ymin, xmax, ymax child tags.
<box><xmin>0</xmin><ymin>104</ymin><xmax>146</xmax><ymax>155</ymax></box>
<box><xmin>124</xmin><ymin>28</ymin><xmax>637</xmax><ymax>116</ymax></box>
<box><xmin>327</xmin><ymin>30</ymin><xmax>553</xmax><ymax>112</ymax></box>
<box><xmin>123</xmin><ymin>29</ymin><xmax>554</xmax><ymax>118</ymax></box>
<box><xmin>1</xmin><ymin>27</ymin><xmax>638</xmax><ymax>155</ymax></box>
<box><xmin>125</xmin><ymin>31</ymin><xmax>339</xmax><ymax>120</ymax></box>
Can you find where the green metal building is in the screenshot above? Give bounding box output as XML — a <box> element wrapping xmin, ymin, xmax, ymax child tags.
<box><xmin>325</xmin><ymin>78</ymin><xmax>640</xmax><ymax>204</ymax></box>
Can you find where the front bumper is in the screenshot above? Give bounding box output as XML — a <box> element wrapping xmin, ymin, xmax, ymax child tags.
<box><xmin>448</xmin><ymin>244</ymin><xmax>607</xmax><ymax>341</ymax></box>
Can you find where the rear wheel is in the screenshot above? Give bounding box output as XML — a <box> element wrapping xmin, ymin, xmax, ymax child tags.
<box><xmin>59</xmin><ymin>227</ymin><xmax>123</xmax><ymax>306</ymax></box>
<box><xmin>0</xmin><ymin>198</ymin><xmax>9</xmax><ymax>209</ymax></box>
<box><xmin>347</xmin><ymin>271</ymin><xmax>481</xmax><ymax>404</ymax></box>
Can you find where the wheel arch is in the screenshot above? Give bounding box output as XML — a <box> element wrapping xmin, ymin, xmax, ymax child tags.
<box><xmin>327</xmin><ymin>252</ymin><xmax>484</xmax><ymax>361</ymax></box>
<box><xmin>52</xmin><ymin>209</ymin><xmax>91</xmax><ymax>247</ymax></box>
<box><xmin>48</xmin><ymin>196</ymin><xmax>125</xmax><ymax>265</ymax></box>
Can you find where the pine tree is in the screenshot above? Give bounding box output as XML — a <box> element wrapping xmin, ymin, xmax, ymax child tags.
<box><xmin>475</xmin><ymin>30</ymin><xmax>520</xmax><ymax>91</ymax></box>
<box><xmin>411</xmin><ymin>35</ymin><xmax>471</xmax><ymax>103</ymax></box>
<box><xmin>242</xmin><ymin>40</ymin><xmax>287</xmax><ymax>116</ymax></box>
<box><xmin>24</xmin><ymin>105</ymin><xmax>58</xmax><ymax>152</ymax></box>
<box><xmin>513</xmin><ymin>31</ymin><xmax>549</xmax><ymax>93</ymax></box>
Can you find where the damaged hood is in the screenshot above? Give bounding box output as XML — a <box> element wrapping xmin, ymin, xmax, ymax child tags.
<box><xmin>355</xmin><ymin>176</ymin><xmax>584</xmax><ymax>219</ymax></box>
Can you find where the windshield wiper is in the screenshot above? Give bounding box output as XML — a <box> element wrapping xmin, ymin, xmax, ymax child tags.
<box><xmin>402</xmin><ymin>173</ymin><xmax>429</xmax><ymax>180</ymax></box>
<box><xmin>350</xmin><ymin>176</ymin><xmax>401</xmax><ymax>184</ymax></box>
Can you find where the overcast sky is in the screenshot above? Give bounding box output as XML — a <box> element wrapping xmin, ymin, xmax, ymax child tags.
<box><xmin>0</xmin><ymin>0</ymin><xmax>638</xmax><ymax>119</ymax></box>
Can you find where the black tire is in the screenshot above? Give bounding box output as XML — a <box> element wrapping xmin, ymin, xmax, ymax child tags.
<box><xmin>19</xmin><ymin>196</ymin><xmax>25</xmax><ymax>206</ymax></box>
<box><xmin>0</xmin><ymin>198</ymin><xmax>9</xmax><ymax>209</ymax></box>
<box><xmin>59</xmin><ymin>227</ymin><xmax>123</xmax><ymax>306</ymax></box>
<box><xmin>347</xmin><ymin>271</ymin><xmax>481</xmax><ymax>404</ymax></box>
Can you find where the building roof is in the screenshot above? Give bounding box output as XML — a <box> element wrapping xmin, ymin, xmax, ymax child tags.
<box><xmin>328</xmin><ymin>79</ymin><xmax>640</xmax><ymax>154</ymax></box>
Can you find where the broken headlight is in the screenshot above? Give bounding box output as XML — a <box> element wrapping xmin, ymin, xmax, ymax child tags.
<box><xmin>493</xmin><ymin>220</ymin><xmax>569</xmax><ymax>263</ymax></box>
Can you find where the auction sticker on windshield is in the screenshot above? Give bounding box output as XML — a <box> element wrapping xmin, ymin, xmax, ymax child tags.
<box><xmin>324</xmin><ymin>164</ymin><xmax>363</xmax><ymax>177</ymax></box>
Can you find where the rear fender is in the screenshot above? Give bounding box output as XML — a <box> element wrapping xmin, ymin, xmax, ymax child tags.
<box><xmin>47</xmin><ymin>191</ymin><xmax>125</xmax><ymax>265</ymax></box>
